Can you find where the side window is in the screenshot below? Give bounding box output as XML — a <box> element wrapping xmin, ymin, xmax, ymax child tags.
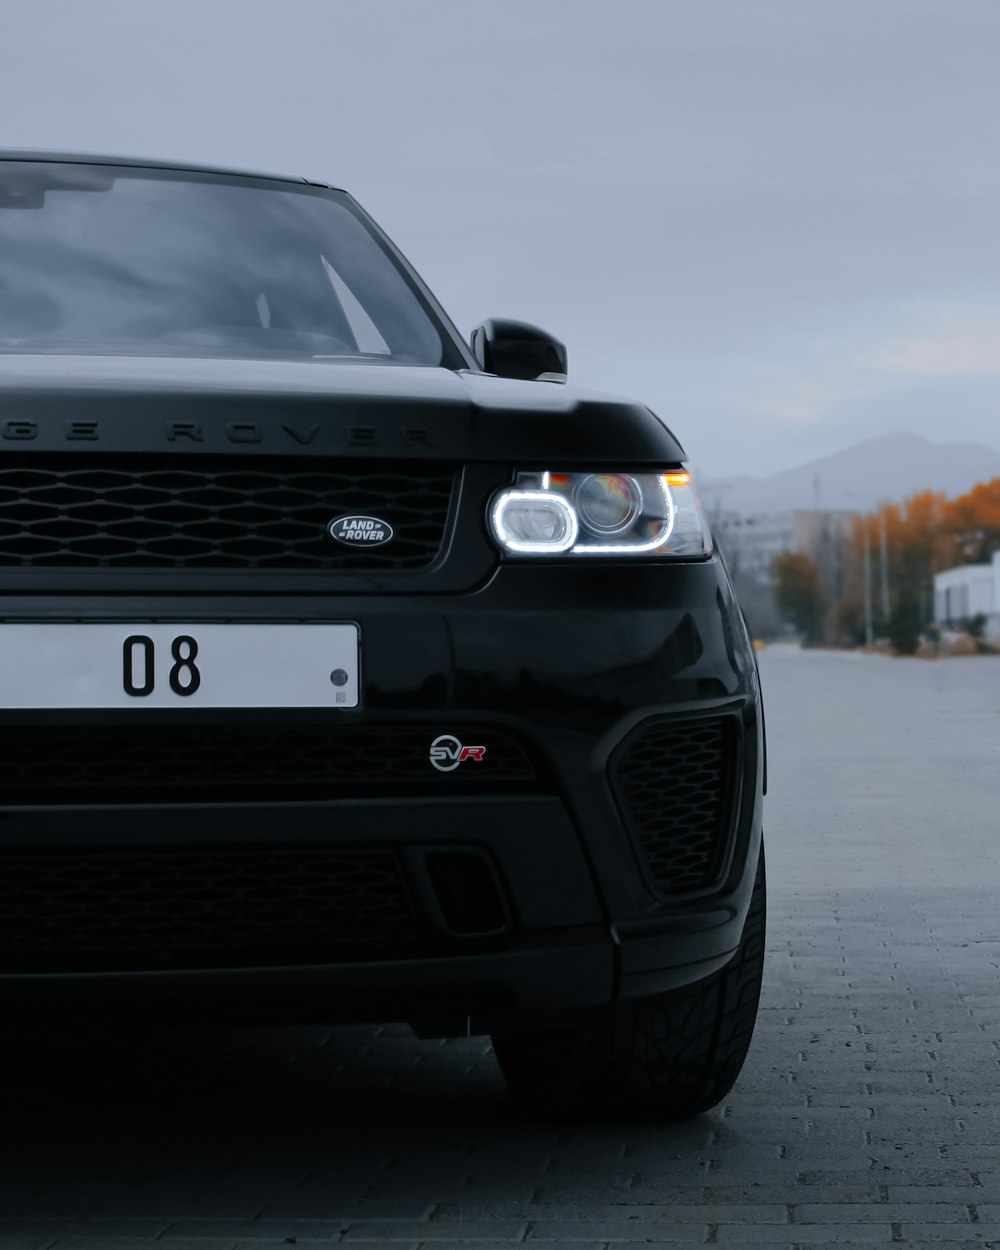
<box><xmin>321</xmin><ymin>255</ymin><xmax>390</xmax><ymax>355</ymax></box>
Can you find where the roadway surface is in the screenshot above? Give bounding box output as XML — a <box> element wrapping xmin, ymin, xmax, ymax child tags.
<box><xmin>3</xmin><ymin>645</ymin><xmax>1000</xmax><ymax>1248</ymax></box>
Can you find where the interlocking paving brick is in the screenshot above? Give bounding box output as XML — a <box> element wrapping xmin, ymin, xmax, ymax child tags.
<box><xmin>897</xmin><ymin>1231</ymin><xmax>1000</xmax><ymax>1243</ymax></box>
<box><xmin>715</xmin><ymin>1225</ymin><xmax>894</xmax><ymax>1242</ymax></box>
<box><xmin>0</xmin><ymin>1219</ymin><xmax>170</xmax><ymax>1240</ymax></box>
<box><xmin>524</xmin><ymin>1221</ymin><xmax>706</xmax><ymax>1239</ymax></box>
<box><xmin>343</xmin><ymin>1222</ymin><xmax>527</xmax><ymax>1241</ymax></box>
<box><xmin>259</xmin><ymin>1202</ymin><xmax>435</xmax><ymax>1220</ymax></box>
<box><xmin>53</xmin><ymin>1241</ymin><xmax>237</xmax><ymax>1250</ymax></box>
<box><xmin>164</xmin><ymin>1219</ymin><xmax>350</xmax><ymax>1239</ymax></box>
<box><xmin>795</xmin><ymin>1203</ymin><xmax>972</xmax><ymax>1223</ymax></box>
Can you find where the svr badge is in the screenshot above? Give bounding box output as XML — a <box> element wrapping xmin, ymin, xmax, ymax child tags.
<box><xmin>430</xmin><ymin>735</ymin><xmax>487</xmax><ymax>772</ymax></box>
<box><xmin>328</xmin><ymin>515</ymin><xmax>394</xmax><ymax>546</ymax></box>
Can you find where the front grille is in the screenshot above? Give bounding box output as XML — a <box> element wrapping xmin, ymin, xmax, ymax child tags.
<box><xmin>611</xmin><ymin>716</ymin><xmax>739</xmax><ymax>896</ymax></box>
<box><xmin>0</xmin><ymin>457</ymin><xmax>455</xmax><ymax>570</ymax></box>
<box><xmin>0</xmin><ymin>724</ymin><xmax>538</xmax><ymax>805</ymax></box>
<box><xmin>0</xmin><ymin>845</ymin><xmax>418</xmax><ymax>972</ymax></box>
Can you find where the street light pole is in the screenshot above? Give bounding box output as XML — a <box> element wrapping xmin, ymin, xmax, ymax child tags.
<box><xmin>879</xmin><ymin>507</ymin><xmax>890</xmax><ymax>624</ymax></box>
<box><xmin>863</xmin><ymin>523</ymin><xmax>874</xmax><ymax>645</ymax></box>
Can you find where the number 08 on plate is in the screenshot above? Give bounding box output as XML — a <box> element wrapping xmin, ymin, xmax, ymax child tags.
<box><xmin>0</xmin><ymin>624</ymin><xmax>360</xmax><ymax>709</ymax></box>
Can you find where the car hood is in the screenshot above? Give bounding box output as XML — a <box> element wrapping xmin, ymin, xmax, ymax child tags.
<box><xmin>0</xmin><ymin>354</ymin><xmax>686</xmax><ymax>464</ymax></box>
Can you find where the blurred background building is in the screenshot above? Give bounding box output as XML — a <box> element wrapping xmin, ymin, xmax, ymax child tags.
<box><xmin>713</xmin><ymin>508</ymin><xmax>857</xmax><ymax>637</ymax></box>
<box><xmin>934</xmin><ymin>552</ymin><xmax>1000</xmax><ymax>644</ymax></box>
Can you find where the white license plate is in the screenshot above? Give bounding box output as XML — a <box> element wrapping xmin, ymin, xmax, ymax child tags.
<box><xmin>0</xmin><ymin>624</ymin><xmax>360</xmax><ymax>709</ymax></box>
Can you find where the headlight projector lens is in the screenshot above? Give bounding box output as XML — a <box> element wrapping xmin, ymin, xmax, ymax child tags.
<box><xmin>574</xmin><ymin>473</ymin><xmax>642</xmax><ymax>536</ymax></box>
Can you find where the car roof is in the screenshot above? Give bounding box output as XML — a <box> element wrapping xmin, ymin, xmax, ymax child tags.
<box><xmin>0</xmin><ymin>148</ymin><xmax>345</xmax><ymax>191</ymax></box>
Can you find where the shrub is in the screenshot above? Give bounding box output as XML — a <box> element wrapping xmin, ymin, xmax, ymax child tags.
<box><xmin>967</xmin><ymin>612</ymin><xmax>987</xmax><ymax>639</ymax></box>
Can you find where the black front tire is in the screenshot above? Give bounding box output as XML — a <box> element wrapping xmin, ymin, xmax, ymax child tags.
<box><xmin>492</xmin><ymin>846</ymin><xmax>766</xmax><ymax>1121</ymax></box>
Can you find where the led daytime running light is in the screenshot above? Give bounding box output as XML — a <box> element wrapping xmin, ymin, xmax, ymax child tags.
<box><xmin>491</xmin><ymin>489</ymin><xmax>579</xmax><ymax>554</ymax></box>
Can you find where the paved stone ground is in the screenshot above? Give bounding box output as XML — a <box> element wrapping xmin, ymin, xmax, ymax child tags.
<box><xmin>2</xmin><ymin>646</ymin><xmax>1000</xmax><ymax>1248</ymax></box>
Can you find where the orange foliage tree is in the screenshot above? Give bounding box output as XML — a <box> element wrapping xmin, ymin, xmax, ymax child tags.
<box><xmin>838</xmin><ymin>479</ymin><xmax>1000</xmax><ymax>641</ymax></box>
<box><xmin>946</xmin><ymin>479</ymin><xmax>1000</xmax><ymax>565</ymax></box>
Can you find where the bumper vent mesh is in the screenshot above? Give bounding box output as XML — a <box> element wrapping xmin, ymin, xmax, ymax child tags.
<box><xmin>611</xmin><ymin>716</ymin><xmax>739</xmax><ymax>896</ymax></box>
<box><xmin>0</xmin><ymin>457</ymin><xmax>455</xmax><ymax>570</ymax></box>
<box><xmin>0</xmin><ymin>724</ymin><xmax>537</xmax><ymax>805</ymax></box>
<box><xmin>0</xmin><ymin>845</ymin><xmax>418</xmax><ymax>972</ymax></box>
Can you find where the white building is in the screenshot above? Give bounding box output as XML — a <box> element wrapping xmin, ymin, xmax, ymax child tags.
<box><xmin>934</xmin><ymin>551</ymin><xmax>1000</xmax><ymax>643</ymax></box>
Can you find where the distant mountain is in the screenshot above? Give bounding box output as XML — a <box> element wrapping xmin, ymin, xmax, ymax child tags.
<box><xmin>700</xmin><ymin>433</ymin><xmax>1000</xmax><ymax>517</ymax></box>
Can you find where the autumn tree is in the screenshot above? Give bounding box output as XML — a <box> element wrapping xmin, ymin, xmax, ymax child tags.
<box><xmin>831</xmin><ymin>477</ymin><xmax>1000</xmax><ymax>648</ymax></box>
<box><xmin>843</xmin><ymin>494</ymin><xmax>952</xmax><ymax>640</ymax></box>
<box><xmin>772</xmin><ymin>552</ymin><xmax>824</xmax><ymax>645</ymax></box>
<box><xmin>946</xmin><ymin>479</ymin><xmax>1000</xmax><ymax>565</ymax></box>
<box><xmin>885</xmin><ymin>491</ymin><xmax>950</xmax><ymax>630</ymax></box>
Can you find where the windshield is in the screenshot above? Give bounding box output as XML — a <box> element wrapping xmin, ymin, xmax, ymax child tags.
<box><xmin>0</xmin><ymin>161</ymin><xmax>453</xmax><ymax>365</ymax></box>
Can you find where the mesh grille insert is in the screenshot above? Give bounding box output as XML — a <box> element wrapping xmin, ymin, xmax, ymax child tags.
<box><xmin>0</xmin><ymin>457</ymin><xmax>455</xmax><ymax>569</ymax></box>
<box><xmin>0</xmin><ymin>724</ymin><xmax>538</xmax><ymax>805</ymax></box>
<box><xmin>0</xmin><ymin>845</ymin><xmax>418</xmax><ymax>972</ymax></box>
<box><xmin>612</xmin><ymin>716</ymin><xmax>738</xmax><ymax>896</ymax></box>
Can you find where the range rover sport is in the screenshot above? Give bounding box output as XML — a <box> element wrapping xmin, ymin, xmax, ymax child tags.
<box><xmin>0</xmin><ymin>152</ymin><xmax>765</xmax><ymax>1119</ymax></box>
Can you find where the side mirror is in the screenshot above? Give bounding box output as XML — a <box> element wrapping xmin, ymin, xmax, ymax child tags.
<box><xmin>470</xmin><ymin>319</ymin><xmax>567</xmax><ymax>382</ymax></box>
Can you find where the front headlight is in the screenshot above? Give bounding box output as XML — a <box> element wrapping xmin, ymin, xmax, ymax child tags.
<box><xmin>490</xmin><ymin>470</ymin><xmax>711</xmax><ymax>558</ymax></box>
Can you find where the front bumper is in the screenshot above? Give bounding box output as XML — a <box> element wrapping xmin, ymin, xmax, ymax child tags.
<box><xmin>0</xmin><ymin>556</ymin><xmax>764</xmax><ymax>1028</ymax></box>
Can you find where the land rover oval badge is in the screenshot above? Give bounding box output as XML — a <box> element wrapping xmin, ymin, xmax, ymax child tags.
<box><xmin>328</xmin><ymin>514</ymin><xmax>395</xmax><ymax>546</ymax></box>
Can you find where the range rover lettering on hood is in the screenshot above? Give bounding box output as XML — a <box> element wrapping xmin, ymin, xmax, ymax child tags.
<box><xmin>0</xmin><ymin>419</ymin><xmax>439</xmax><ymax>448</ymax></box>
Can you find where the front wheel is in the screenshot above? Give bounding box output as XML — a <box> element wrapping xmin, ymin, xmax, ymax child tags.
<box><xmin>492</xmin><ymin>846</ymin><xmax>766</xmax><ymax>1121</ymax></box>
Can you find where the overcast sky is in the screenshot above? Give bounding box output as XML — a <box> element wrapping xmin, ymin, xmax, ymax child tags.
<box><xmin>3</xmin><ymin>0</ymin><xmax>1000</xmax><ymax>480</ymax></box>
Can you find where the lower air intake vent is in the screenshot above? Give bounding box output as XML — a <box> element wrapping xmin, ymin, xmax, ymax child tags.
<box><xmin>611</xmin><ymin>715</ymin><xmax>739</xmax><ymax>897</ymax></box>
<box><xmin>0</xmin><ymin>845</ymin><xmax>418</xmax><ymax>973</ymax></box>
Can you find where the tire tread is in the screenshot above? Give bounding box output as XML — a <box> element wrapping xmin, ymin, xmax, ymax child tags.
<box><xmin>493</xmin><ymin>846</ymin><xmax>766</xmax><ymax>1120</ymax></box>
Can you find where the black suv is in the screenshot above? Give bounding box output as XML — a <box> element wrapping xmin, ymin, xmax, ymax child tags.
<box><xmin>0</xmin><ymin>152</ymin><xmax>765</xmax><ymax>1119</ymax></box>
